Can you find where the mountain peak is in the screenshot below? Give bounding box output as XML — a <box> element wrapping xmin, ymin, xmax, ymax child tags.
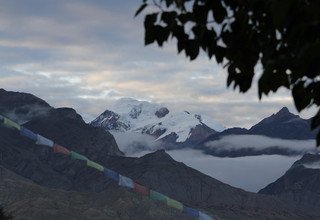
<box><xmin>274</xmin><ymin>106</ymin><xmax>298</xmax><ymax>118</ymax></box>
<box><xmin>277</xmin><ymin>107</ymin><xmax>290</xmax><ymax>115</ymax></box>
<box><xmin>141</xmin><ymin>149</ymin><xmax>174</xmax><ymax>162</ymax></box>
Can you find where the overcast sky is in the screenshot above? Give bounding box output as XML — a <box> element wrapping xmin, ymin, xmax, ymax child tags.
<box><xmin>0</xmin><ymin>0</ymin><xmax>316</xmax><ymax>127</ymax></box>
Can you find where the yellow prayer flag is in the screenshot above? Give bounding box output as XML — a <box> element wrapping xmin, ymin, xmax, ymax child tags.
<box><xmin>87</xmin><ymin>160</ymin><xmax>104</xmax><ymax>172</ymax></box>
<box><xmin>4</xmin><ymin>117</ymin><xmax>21</xmax><ymax>130</ymax></box>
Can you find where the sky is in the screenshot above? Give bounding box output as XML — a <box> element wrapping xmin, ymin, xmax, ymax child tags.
<box><xmin>0</xmin><ymin>0</ymin><xmax>316</xmax><ymax>128</ymax></box>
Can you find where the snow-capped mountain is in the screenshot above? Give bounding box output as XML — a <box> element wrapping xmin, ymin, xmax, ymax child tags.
<box><xmin>91</xmin><ymin>98</ymin><xmax>225</xmax><ymax>145</ymax></box>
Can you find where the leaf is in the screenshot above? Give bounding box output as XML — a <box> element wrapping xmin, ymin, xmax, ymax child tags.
<box><xmin>144</xmin><ymin>13</ymin><xmax>158</xmax><ymax>28</ymax></box>
<box><xmin>165</xmin><ymin>0</ymin><xmax>174</xmax><ymax>7</ymax></box>
<box><xmin>135</xmin><ymin>3</ymin><xmax>147</xmax><ymax>17</ymax></box>
<box><xmin>193</xmin><ymin>3</ymin><xmax>208</xmax><ymax>24</ymax></box>
<box><xmin>311</xmin><ymin>110</ymin><xmax>320</xmax><ymax>130</ymax></box>
<box><xmin>154</xmin><ymin>25</ymin><xmax>170</xmax><ymax>46</ymax></box>
<box><xmin>145</xmin><ymin>25</ymin><xmax>156</xmax><ymax>45</ymax></box>
<box><xmin>178</xmin><ymin>12</ymin><xmax>194</xmax><ymax>23</ymax></box>
<box><xmin>292</xmin><ymin>81</ymin><xmax>311</xmax><ymax>112</ymax></box>
<box><xmin>258</xmin><ymin>69</ymin><xmax>271</xmax><ymax>99</ymax></box>
<box><xmin>227</xmin><ymin>63</ymin><xmax>236</xmax><ymax>87</ymax></box>
<box><xmin>210</xmin><ymin>0</ymin><xmax>227</xmax><ymax>24</ymax></box>
<box><xmin>185</xmin><ymin>40</ymin><xmax>199</xmax><ymax>60</ymax></box>
<box><xmin>161</xmin><ymin>11</ymin><xmax>177</xmax><ymax>25</ymax></box>
<box><xmin>215</xmin><ymin>46</ymin><xmax>224</xmax><ymax>63</ymax></box>
<box><xmin>172</xmin><ymin>25</ymin><xmax>187</xmax><ymax>53</ymax></box>
<box><xmin>144</xmin><ymin>13</ymin><xmax>158</xmax><ymax>45</ymax></box>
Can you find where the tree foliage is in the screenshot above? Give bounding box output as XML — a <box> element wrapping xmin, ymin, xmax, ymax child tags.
<box><xmin>136</xmin><ymin>0</ymin><xmax>320</xmax><ymax>146</ymax></box>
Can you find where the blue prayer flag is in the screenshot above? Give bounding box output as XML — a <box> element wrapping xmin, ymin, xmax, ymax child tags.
<box><xmin>104</xmin><ymin>168</ymin><xmax>119</xmax><ymax>182</ymax></box>
<box><xmin>183</xmin><ymin>206</ymin><xmax>199</xmax><ymax>217</ymax></box>
<box><xmin>20</xmin><ymin>127</ymin><xmax>37</xmax><ymax>141</ymax></box>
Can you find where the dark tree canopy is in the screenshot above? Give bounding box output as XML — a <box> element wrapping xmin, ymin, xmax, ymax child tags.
<box><xmin>136</xmin><ymin>0</ymin><xmax>320</xmax><ymax>146</ymax></box>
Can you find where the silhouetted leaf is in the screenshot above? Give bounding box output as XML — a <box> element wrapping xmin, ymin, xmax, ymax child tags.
<box><xmin>161</xmin><ymin>11</ymin><xmax>177</xmax><ymax>25</ymax></box>
<box><xmin>165</xmin><ymin>0</ymin><xmax>174</xmax><ymax>7</ymax></box>
<box><xmin>135</xmin><ymin>3</ymin><xmax>147</xmax><ymax>17</ymax></box>
<box><xmin>193</xmin><ymin>3</ymin><xmax>208</xmax><ymax>24</ymax></box>
<box><xmin>292</xmin><ymin>82</ymin><xmax>311</xmax><ymax>112</ymax></box>
<box><xmin>210</xmin><ymin>0</ymin><xmax>227</xmax><ymax>24</ymax></box>
<box><xmin>311</xmin><ymin>110</ymin><xmax>320</xmax><ymax>130</ymax></box>
<box><xmin>185</xmin><ymin>40</ymin><xmax>199</xmax><ymax>60</ymax></box>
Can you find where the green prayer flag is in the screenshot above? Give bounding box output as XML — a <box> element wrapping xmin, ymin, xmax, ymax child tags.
<box><xmin>87</xmin><ymin>160</ymin><xmax>104</xmax><ymax>172</ymax></box>
<box><xmin>71</xmin><ymin>151</ymin><xmax>88</xmax><ymax>161</ymax></box>
<box><xmin>167</xmin><ymin>198</ymin><xmax>183</xmax><ymax>211</ymax></box>
<box><xmin>150</xmin><ymin>190</ymin><xmax>168</xmax><ymax>202</ymax></box>
<box><xmin>4</xmin><ymin>117</ymin><xmax>21</xmax><ymax>130</ymax></box>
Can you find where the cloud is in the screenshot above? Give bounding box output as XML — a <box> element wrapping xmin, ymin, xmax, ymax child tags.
<box><xmin>302</xmin><ymin>160</ymin><xmax>320</xmax><ymax>169</ymax></box>
<box><xmin>204</xmin><ymin>135</ymin><xmax>316</xmax><ymax>155</ymax></box>
<box><xmin>111</xmin><ymin>131</ymin><xmax>163</xmax><ymax>155</ymax></box>
<box><xmin>3</xmin><ymin>103</ymin><xmax>51</xmax><ymax>124</ymax></box>
<box><xmin>129</xmin><ymin>148</ymin><xmax>300</xmax><ymax>192</ymax></box>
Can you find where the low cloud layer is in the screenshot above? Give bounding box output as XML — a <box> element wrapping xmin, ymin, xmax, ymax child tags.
<box><xmin>3</xmin><ymin>103</ymin><xmax>51</xmax><ymax>124</ymax></box>
<box><xmin>204</xmin><ymin>135</ymin><xmax>316</xmax><ymax>155</ymax></box>
<box><xmin>302</xmin><ymin>161</ymin><xmax>320</xmax><ymax>169</ymax></box>
<box><xmin>129</xmin><ymin>148</ymin><xmax>300</xmax><ymax>192</ymax></box>
<box><xmin>111</xmin><ymin>131</ymin><xmax>163</xmax><ymax>155</ymax></box>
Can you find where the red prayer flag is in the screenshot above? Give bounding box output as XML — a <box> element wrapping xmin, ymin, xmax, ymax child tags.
<box><xmin>53</xmin><ymin>144</ymin><xmax>71</xmax><ymax>155</ymax></box>
<box><xmin>134</xmin><ymin>182</ymin><xmax>150</xmax><ymax>196</ymax></box>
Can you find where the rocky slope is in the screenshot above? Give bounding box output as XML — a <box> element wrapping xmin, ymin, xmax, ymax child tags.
<box><xmin>105</xmin><ymin>150</ymin><xmax>320</xmax><ymax>220</ymax></box>
<box><xmin>0</xmin><ymin>108</ymin><xmax>123</xmax><ymax>192</ymax></box>
<box><xmin>91</xmin><ymin>98</ymin><xmax>224</xmax><ymax>146</ymax></box>
<box><xmin>259</xmin><ymin>153</ymin><xmax>320</xmax><ymax>210</ymax></box>
<box><xmin>0</xmin><ymin>166</ymin><xmax>193</xmax><ymax>220</ymax></box>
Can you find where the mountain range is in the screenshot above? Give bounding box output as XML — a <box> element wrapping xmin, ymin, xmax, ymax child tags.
<box><xmin>91</xmin><ymin>98</ymin><xmax>317</xmax><ymax>157</ymax></box>
<box><xmin>1</xmin><ymin>88</ymin><xmax>320</xmax><ymax>219</ymax></box>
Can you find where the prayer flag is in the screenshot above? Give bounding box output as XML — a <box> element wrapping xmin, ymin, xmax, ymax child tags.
<box><xmin>183</xmin><ymin>206</ymin><xmax>199</xmax><ymax>217</ymax></box>
<box><xmin>119</xmin><ymin>174</ymin><xmax>134</xmax><ymax>188</ymax></box>
<box><xmin>87</xmin><ymin>160</ymin><xmax>104</xmax><ymax>172</ymax></box>
<box><xmin>36</xmin><ymin>134</ymin><xmax>54</xmax><ymax>147</ymax></box>
<box><xmin>20</xmin><ymin>127</ymin><xmax>37</xmax><ymax>141</ymax></box>
<box><xmin>71</xmin><ymin>151</ymin><xmax>88</xmax><ymax>161</ymax></box>
<box><xmin>133</xmin><ymin>182</ymin><xmax>150</xmax><ymax>196</ymax></box>
<box><xmin>4</xmin><ymin>117</ymin><xmax>21</xmax><ymax>130</ymax></box>
<box><xmin>199</xmin><ymin>211</ymin><xmax>213</xmax><ymax>220</ymax></box>
<box><xmin>167</xmin><ymin>198</ymin><xmax>183</xmax><ymax>211</ymax></box>
<box><xmin>53</xmin><ymin>144</ymin><xmax>71</xmax><ymax>155</ymax></box>
<box><xmin>104</xmin><ymin>168</ymin><xmax>119</xmax><ymax>182</ymax></box>
<box><xmin>150</xmin><ymin>190</ymin><xmax>168</xmax><ymax>202</ymax></box>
